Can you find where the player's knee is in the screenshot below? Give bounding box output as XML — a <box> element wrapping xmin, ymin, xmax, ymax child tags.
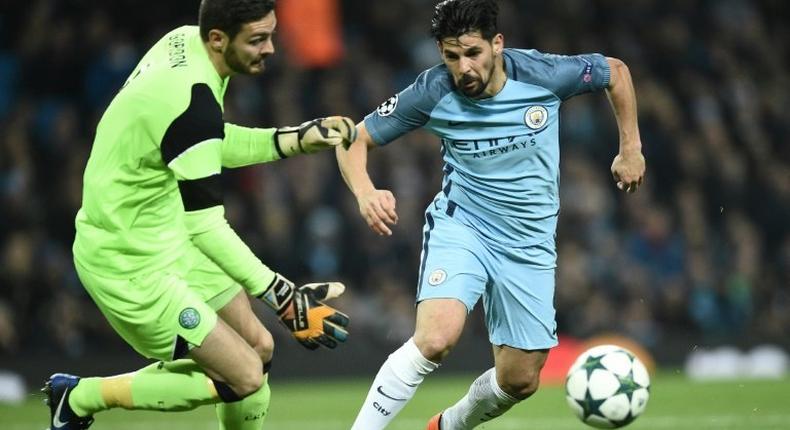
<box><xmin>413</xmin><ymin>333</ymin><xmax>457</xmax><ymax>362</ymax></box>
<box><xmin>251</xmin><ymin>330</ymin><xmax>274</xmax><ymax>363</ymax></box>
<box><xmin>233</xmin><ymin>365</ymin><xmax>265</xmax><ymax>397</ymax></box>
<box><xmin>228</xmin><ymin>351</ymin><xmax>265</xmax><ymax>397</ymax></box>
<box><xmin>235</xmin><ymin>379</ymin><xmax>263</xmax><ymax>398</ymax></box>
<box><xmin>500</xmin><ymin>371</ymin><xmax>540</xmax><ymax>400</ymax></box>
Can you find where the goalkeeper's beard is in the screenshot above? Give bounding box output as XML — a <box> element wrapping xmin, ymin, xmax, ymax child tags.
<box><xmin>225</xmin><ymin>47</ymin><xmax>265</xmax><ymax>75</ymax></box>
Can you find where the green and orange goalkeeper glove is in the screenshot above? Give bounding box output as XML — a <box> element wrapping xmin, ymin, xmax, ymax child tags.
<box><xmin>257</xmin><ymin>273</ymin><xmax>350</xmax><ymax>350</ymax></box>
<box><xmin>273</xmin><ymin>116</ymin><xmax>356</xmax><ymax>158</ymax></box>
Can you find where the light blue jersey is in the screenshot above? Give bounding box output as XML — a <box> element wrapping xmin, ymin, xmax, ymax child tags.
<box><xmin>365</xmin><ymin>49</ymin><xmax>610</xmax><ymax>247</ymax></box>
<box><xmin>365</xmin><ymin>49</ymin><xmax>610</xmax><ymax>349</ymax></box>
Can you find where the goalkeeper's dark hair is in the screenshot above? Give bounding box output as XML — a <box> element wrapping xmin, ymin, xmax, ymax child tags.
<box><xmin>199</xmin><ymin>0</ymin><xmax>276</xmax><ymax>41</ymax></box>
<box><xmin>430</xmin><ymin>0</ymin><xmax>499</xmax><ymax>42</ymax></box>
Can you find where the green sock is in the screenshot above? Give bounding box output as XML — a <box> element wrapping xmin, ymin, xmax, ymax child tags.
<box><xmin>130</xmin><ymin>359</ymin><xmax>220</xmax><ymax>411</ymax></box>
<box><xmin>69</xmin><ymin>359</ymin><xmax>222</xmax><ymax>416</ymax></box>
<box><xmin>216</xmin><ymin>375</ymin><xmax>271</xmax><ymax>430</ymax></box>
<box><xmin>68</xmin><ymin>377</ymin><xmax>105</xmax><ymax>417</ymax></box>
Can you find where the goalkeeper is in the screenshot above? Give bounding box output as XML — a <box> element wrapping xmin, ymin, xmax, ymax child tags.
<box><xmin>42</xmin><ymin>1</ymin><xmax>353</xmax><ymax>429</ymax></box>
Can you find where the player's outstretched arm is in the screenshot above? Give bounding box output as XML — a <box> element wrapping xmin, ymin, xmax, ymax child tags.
<box><xmin>221</xmin><ymin>116</ymin><xmax>356</xmax><ymax>168</ymax></box>
<box><xmin>335</xmin><ymin>123</ymin><xmax>399</xmax><ymax>236</ymax></box>
<box><xmin>605</xmin><ymin>57</ymin><xmax>645</xmax><ymax>193</ymax></box>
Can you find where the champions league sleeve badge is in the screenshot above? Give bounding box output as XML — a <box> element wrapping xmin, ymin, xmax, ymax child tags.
<box><xmin>377</xmin><ymin>95</ymin><xmax>399</xmax><ymax>117</ymax></box>
<box><xmin>524</xmin><ymin>105</ymin><xmax>549</xmax><ymax>129</ymax></box>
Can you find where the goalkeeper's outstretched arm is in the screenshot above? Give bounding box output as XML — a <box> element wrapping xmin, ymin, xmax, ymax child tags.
<box><xmin>222</xmin><ymin>116</ymin><xmax>356</xmax><ymax>167</ymax></box>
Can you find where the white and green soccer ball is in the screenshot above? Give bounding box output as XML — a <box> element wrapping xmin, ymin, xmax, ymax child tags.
<box><xmin>565</xmin><ymin>344</ymin><xmax>651</xmax><ymax>428</ymax></box>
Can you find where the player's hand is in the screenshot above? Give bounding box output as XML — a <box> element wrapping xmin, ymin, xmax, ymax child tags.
<box><xmin>257</xmin><ymin>273</ymin><xmax>349</xmax><ymax>350</ymax></box>
<box><xmin>358</xmin><ymin>189</ymin><xmax>398</xmax><ymax>236</ymax></box>
<box><xmin>274</xmin><ymin>116</ymin><xmax>357</xmax><ymax>158</ymax></box>
<box><xmin>611</xmin><ymin>150</ymin><xmax>645</xmax><ymax>193</ymax></box>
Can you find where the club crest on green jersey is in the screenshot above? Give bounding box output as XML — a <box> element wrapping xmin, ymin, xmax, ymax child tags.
<box><xmin>525</xmin><ymin>105</ymin><xmax>549</xmax><ymax>129</ymax></box>
<box><xmin>178</xmin><ymin>307</ymin><xmax>201</xmax><ymax>329</ymax></box>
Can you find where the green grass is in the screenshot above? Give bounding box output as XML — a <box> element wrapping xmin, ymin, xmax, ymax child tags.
<box><xmin>4</xmin><ymin>372</ymin><xmax>789</xmax><ymax>429</ymax></box>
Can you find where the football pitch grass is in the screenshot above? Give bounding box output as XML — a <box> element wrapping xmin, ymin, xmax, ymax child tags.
<box><xmin>3</xmin><ymin>372</ymin><xmax>789</xmax><ymax>430</ymax></box>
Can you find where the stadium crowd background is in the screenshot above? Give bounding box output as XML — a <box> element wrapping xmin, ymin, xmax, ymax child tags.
<box><xmin>0</xmin><ymin>0</ymin><xmax>788</xmax><ymax>381</ymax></box>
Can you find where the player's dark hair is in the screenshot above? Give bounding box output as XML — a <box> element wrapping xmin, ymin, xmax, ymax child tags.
<box><xmin>199</xmin><ymin>0</ymin><xmax>276</xmax><ymax>41</ymax></box>
<box><xmin>430</xmin><ymin>0</ymin><xmax>499</xmax><ymax>41</ymax></box>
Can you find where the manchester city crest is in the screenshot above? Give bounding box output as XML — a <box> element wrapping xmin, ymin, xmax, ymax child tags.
<box><xmin>524</xmin><ymin>106</ymin><xmax>549</xmax><ymax>129</ymax></box>
<box><xmin>428</xmin><ymin>269</ymin><xmax>447</xmax><ymax>286</ymax></box>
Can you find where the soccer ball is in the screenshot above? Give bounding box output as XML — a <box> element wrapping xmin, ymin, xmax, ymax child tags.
<box><xmin>565</xmin><ymin>344</ymin><xmax>650</xmax><ymax>428</ymax></box>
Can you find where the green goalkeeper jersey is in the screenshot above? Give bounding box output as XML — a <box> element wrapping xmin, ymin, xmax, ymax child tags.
<box><xmin>74</xmin><ymin>26</ymin><xmax>279</xmax><ymax>295</ymax></box>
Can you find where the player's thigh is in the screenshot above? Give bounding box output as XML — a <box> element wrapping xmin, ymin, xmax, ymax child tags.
<box><xmin>415</xmin><ymin>208</ymin><xmax>489</xmax><ymax>360</ymax></box>
<box><xmin>75</xmin><ymin>260</ymin><xmax>218</xmax><ymax>362</ymax></box>
<box><xmin>492</xmin><ymin>345</ymin><xmax>549</xmax><ymax>399</ymax></box>
<box><xmin>185</xmin><ymin>249</ymin><xmax>273</xmax><ymax>361</ymax></box>
<box><xmin>189</xmin><ymin>316</ymin><xmax>263</xmax><ymax>395</ymax></box>
<box><xmin>483</xmin><ymin>236</ymin><xmax>558</xmax><ymax>350</ymax></box>
<box><xmin>216</xmin><ymin>291</ymin><xmax>274</xmax><ymax>362</ymax></box>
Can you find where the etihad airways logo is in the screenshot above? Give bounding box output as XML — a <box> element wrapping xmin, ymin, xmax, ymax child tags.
<box><xmin>444</xmin><ymin>135</ymin><xmax>542</xmax><ymax>159</ymax></box>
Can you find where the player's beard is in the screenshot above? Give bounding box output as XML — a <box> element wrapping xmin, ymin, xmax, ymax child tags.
<box><xmin>458</xmin><ymin>60</ymin><xmax>494</xmax><ymax>98</ymax></box>
<box><xmin>458</xmin><ymin>75</ymin><xmax>486</xmax><ymax>97</ymax></box>
<box><xmin>224</xmin><ymin>46</ymin><xmax>264</xmax><ymax>75</ymax></box>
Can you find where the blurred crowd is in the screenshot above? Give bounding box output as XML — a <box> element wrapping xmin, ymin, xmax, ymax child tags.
<box><xmin>0</xmin><ymin>0</ymin><xmax>788</xmax><ymax>362</ymax></box>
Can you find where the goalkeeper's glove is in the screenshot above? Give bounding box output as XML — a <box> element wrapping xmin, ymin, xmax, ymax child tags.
<box><xmin>257</xmin><ymin>273</ymin><xmax>350</xmax><ymax>350</ymax></box>
<box><xmin>274</xmin><ymin>116</ymin><xmax>357</xmax><ymax>158</ymax></box>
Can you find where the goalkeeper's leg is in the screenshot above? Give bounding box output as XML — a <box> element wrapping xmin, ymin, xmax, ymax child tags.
<box><xmin>59</xmin><ymin>262</ymin><xmax>267</xmax><ymax>427</ymax></box>
<box><xmin>214</xmin><ymin>291</ymin><xmax>274</xmax><ymax>430</ymax></box>
<box><xmin>66</xmin><ymin>319</ymin><xmax>265</xmax><ymax>419</ymax></box>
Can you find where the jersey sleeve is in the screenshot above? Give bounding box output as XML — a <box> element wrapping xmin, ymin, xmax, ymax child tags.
<box><xmin>540</xmin><ymin>52</ymin><xmax>610</xmax><ymax>100</ymax></box>
<box><xmin>160</xmin><ymin>83</ymin><xmax>275</xmax><ymax>297</ymax></box>
<box><xmin>222</xmin><ymin>123</ymin><xmax>281</xmax><ymax>168</ymax></box>
<box><xmin>363</xmin><ymin>67</ymin><xmax>446</xmax><ymax>145</ymax></box>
